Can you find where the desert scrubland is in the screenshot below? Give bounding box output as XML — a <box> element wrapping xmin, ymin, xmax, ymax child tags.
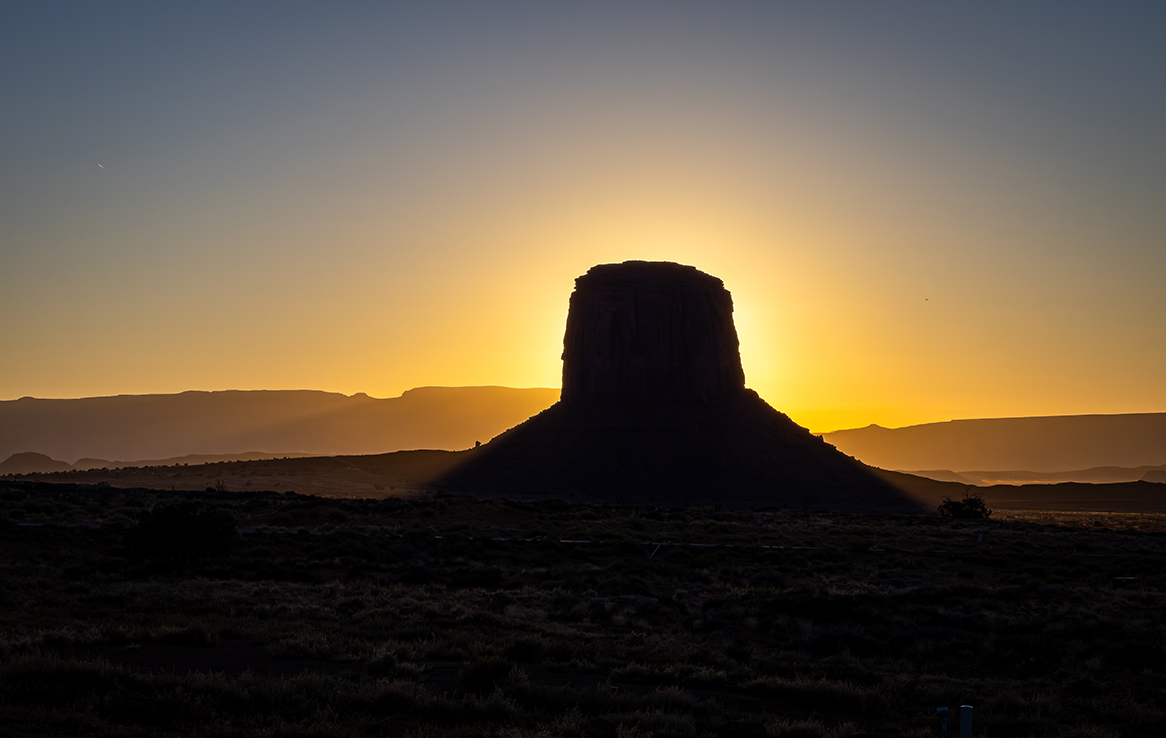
<box><xmin>2</xmin><ymin>481</ymin><xmax>1164</xmax><ymax>737</ymax></box>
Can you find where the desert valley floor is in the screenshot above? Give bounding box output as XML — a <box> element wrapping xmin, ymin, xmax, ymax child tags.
<box><xmin>1</xmin><ymin>468</ymin><xmax>1165</xmax><ymax>737</ymax></box>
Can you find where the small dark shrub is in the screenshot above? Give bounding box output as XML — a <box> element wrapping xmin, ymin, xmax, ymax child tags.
<box><xmin>460</xmin><ymin>659</ymin><xmax>513</xmax><ymax>695</ymax></box>
<box><xmin>505</xmin><ymin>637</ymin><xmax>545</xmax><ymax>663</ymax></box>
<box><xmin>1105</xmin><ymin>642</ymin><xmax>1166</xmax><ymax>673</ymax></box>
<box><xmin>372</xmin><ymin>683</ymin><xmax>416</xmax><ymax>715</ymax></box>
<box><xmin>1</xmin><ymin>657</ymin><xmax>113</xmax><ymax>708</ymax></box>
<box><xmin>154</xmin><ymin>624</ymin><xmax>218</xmax><ymax>647</ymax></box>
<box><xmin>938</xmin><ymin>491</ymin><xmax>992</xmax><ymax>519</ymax></box>
<box><xmin>750</xmin><ymin>570</ymin><xmax>788</xmax><ymax>588</ymax></box>
<box><xmin>544</xmin><ymin>640</ymin><xmax>577</xmax><ymax>663</ymax></box>
<box><xmin>486</xmin><ymin>592</ymin><xmax>515</xmax><ymax>612</ymax></box>
<box><xmin>124</xmin><ymin>502</ymin><xmax>236</xmax><ymax>561</ymax></box>
<box><xmin>449</xmin><ymin>567</ymin><xmax>503</xmax><ymax>589</ymax></box>
<box><xmin>809</xmin><ymin>629</ymin><xmax>883</xmax><ymax>658</ymax></box>
<box><xmin>368</xmin><ymin>651</ymin><xmax>398</xmax><ymax>678</ymax></box>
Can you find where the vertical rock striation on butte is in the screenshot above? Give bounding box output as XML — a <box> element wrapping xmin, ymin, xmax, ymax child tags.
<box><xmin>440</xmin><ymin>261</ymin><xmax>924</xmax><ymax>512</ymax></box>
<box><xmin>560</xmin><ymin>261</ymin><xmax>745</xmax><ymax>405</ymax></box>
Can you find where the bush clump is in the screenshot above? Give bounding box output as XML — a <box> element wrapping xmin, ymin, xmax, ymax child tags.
<box><xmin>938</xmin><ymin>491</ymin><xmax>992</xmax><ymax>519</ymax></box>
<box><xmin>460</xmin><ymin>659</ymin><xmax>513</xmax><ymax>695</ymax></box>
<box><xmin>124</xmin><ymin>502</ymin><xmax>236</xmax><ymax>562</ymax></box>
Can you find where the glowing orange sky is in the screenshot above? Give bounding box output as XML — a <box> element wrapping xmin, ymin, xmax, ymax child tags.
<box><xmin>2</xmin><ymin>4</ymin><xmax>1165</xmax><ymax>433</ymax></box>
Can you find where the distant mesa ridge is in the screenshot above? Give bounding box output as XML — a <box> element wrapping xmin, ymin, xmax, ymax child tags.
<box><xmin>0</xmin><ymin>451</ymin><xmax>320</xmax><ymax>475</ymax></box>
<box><xmin>441</xmin><ymin>260</ymin><xmax>923</xmax><ymax>511</ymax></box>
<box><xmin>0</xmin><ymin>451</ymin><xmax>72</xmax><ymax>475</ymax></box>
<box><xmin>823</xmin><ymin>413</ymin><xmax>1166</xmax><ymax>474</ymax></box>
<box><xmin>0</xmin><ymin>386</ymin><xmax>558</xmax><ymax>464</ymax></box>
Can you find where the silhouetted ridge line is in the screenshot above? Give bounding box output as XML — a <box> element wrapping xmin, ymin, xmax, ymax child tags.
<box><xmin>823</xmin><ymin>413</ymin><xmax>1166</xmax><ymax>473</ymax></box>
<box><xmin>0</xmin><ymin>386</ymin><xmax>558</xmax><ymax>463</ymax></box>
<box><xmin>440</xmin><ymin>261</ymin><xmax>925</xmax><ymax>512</ymax></box>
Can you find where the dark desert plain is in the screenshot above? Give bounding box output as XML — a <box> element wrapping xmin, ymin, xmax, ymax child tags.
<box><xmin>4</xmin><ymin>4</ymin><xmax>1166</xmax><ymax>738</ymax></box>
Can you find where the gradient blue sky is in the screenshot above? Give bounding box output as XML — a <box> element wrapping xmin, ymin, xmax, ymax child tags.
<box><xmin>3</xmin><ymin>2</ymin><xmax>1165</xmax><ymax>431</ymax></box>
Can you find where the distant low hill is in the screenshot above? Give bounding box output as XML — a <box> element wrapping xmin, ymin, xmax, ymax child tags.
<box><xmin>0</xmin><ymin>451</ymin><xmax>321</xmax><ymax>474</ymax></box>
<box><xmin>71</xmin><ymin>451</ymin><xmax>318</xmax><ymax>471</ymax></box>
<box><xmin>873</xmin><ymin>469</ymin><xmax>1166</xmax><ymax>514</ymax></box>
<box><xmin>0</xmin><ymin>387</ymin><xmax>558</xmax><ymax>464</ymax></box>
<box><xmin>7</xmin><ymin>450</ymin><xmax>1165</xmax><ymax>514</ymax></box>
<box><xmin>897</xmin><ymin>465</ymin><xmax>1166</xmax><ymax>486</ymax></box>
<box><xmin>0</xmin><ymin>451</ymin><xmax>72</xmax><ymax>475</ymax></box>
<box><xmin>823</xmin><ymin>413</ymin><xmax>1166</xmax><ymax>474</ymax></box>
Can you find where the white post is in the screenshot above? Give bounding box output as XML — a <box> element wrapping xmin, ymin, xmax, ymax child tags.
<box><xmin>960</xmin><ymin>705</ymin><xmax>973</xmax><ymax>737</ymax></box>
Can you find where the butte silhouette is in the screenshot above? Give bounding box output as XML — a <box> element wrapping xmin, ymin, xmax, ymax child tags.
<box><xmin>441</xmin><ymin>261</ymin><xmax>924</xmax><ymax>512</ymax></box>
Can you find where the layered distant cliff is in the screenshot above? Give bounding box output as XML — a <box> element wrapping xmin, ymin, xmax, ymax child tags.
<box><xmin>0</xmin><ymin>386</ymin><xmax>558</xmax><ymax>465</ymax></box>
<box><xmin>823</xmin><ymin>413</ymin><xmax>1166</xmax><ymax>477</ymax></box>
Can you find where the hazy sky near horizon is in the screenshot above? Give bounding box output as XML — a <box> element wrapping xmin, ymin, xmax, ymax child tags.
<box><xmin>3</xmin><ymin>2</ymin><xmax>1165</xmax><ymax>432</ymax></box>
